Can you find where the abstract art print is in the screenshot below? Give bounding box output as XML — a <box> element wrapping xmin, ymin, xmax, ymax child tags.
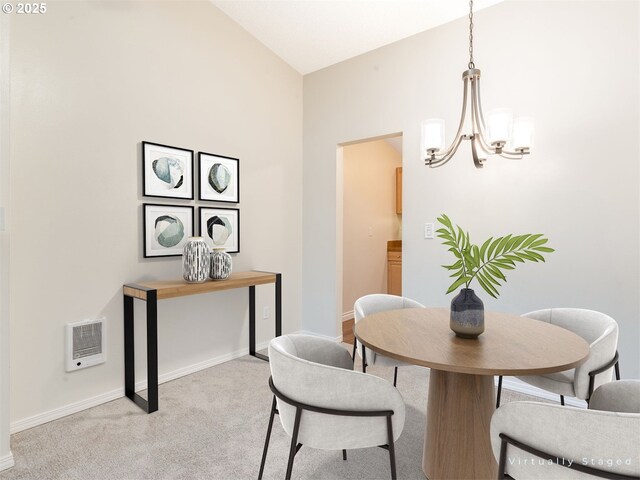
<box><xmin>199</xmin><ymin>207</ymin><xmax>239</xmax><ymax>253</ymax></box>
<box><xmin>143</xmin><ymin>141</ymin><xmax>194</xmax><ymax>199</ymax></box>
<box><xmin>198</xmin><ymin>152</ymin><xmax>239</xmax><ymax>203</ymax></box>
<box><xmin>143</xmin><ymin>204</ymin><xmax>194</xmax><ymax>257</ymax></box>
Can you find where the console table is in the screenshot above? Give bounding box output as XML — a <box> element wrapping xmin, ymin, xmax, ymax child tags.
<box><xmin>123</xmin><ymin>270</ymin><xmax>281</xmax><ymax>413</ymax></box>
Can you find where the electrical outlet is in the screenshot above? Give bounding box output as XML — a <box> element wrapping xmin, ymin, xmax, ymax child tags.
<box><xmin>263</xmin><ymin>306</ymin><xmax>270</xmax><ymax>320</ymax></box>
<box><xmin>424</xmin><ymin>223</ymin><xmax>434</xmax><ymax>239</ymax></box>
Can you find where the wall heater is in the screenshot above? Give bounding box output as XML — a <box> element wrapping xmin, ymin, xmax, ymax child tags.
<box><xmin>65</xmin><ymin>317</ymin><xmax>106</xmax><ymax>372</ymax></box>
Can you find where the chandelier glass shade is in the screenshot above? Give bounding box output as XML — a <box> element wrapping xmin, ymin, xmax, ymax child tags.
<box><xmin>423</xmin><ymin>1</ymin><xmax>534</xmax><ymax>168</ymax></box>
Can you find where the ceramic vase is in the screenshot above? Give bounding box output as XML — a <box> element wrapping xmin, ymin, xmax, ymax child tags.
<box><xmin>210</xmin><ymin>248</ymin><xmax>232</xmax><ymax>280</ymax></box>
<box><xmin>450</xmin><ymin>288</ymin><xmax>484</xmax><ymax>338</ymax></box>
<box><xmin>182</xmin><ymin>237</ymin><xmax>210</xmax><ymax>283</ymax></box>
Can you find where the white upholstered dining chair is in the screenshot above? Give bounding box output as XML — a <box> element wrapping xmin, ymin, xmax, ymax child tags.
<box><xmin>496</xmin><ymin>308</ymin><xmax>620</xmax><ymax>407</ymax></box>
<box><xmin>258</xmin><ymin>334</ymin><xmax>405</xmax><ymax>480</ymax></box>
<box><xmin>490</xmin><ymin>380</ymin><xmax>640</xmax><ymax>479</ymax></box>
<box><xmin>353</xmin><ymin>294</ymin><xmax>424</xmax><ymax>386</ymax></box>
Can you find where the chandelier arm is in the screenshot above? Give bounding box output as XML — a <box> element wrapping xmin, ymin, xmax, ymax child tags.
<box><xmin>471</xmin><ymin>135</ymin><xmax>485</xmax><ymax>169</ymax></box>
<box><xmin>471</xmin><ymin>100</ymin><xmax>493</xmax><ymax>156</ymax></box>
<box><xmin>436</xmin><ymin>75</ymin><xmax>471</xmax><ymax>158</ymax></box>
<box><xmin>427</xmin><ymin>159</ymin><xmax>449</xmax><ymax>169</ymax></box>
<box><xmin>475</xmin><ymin>74</ymin><xmax>488</xmax><ymax>133</ymax></box>
<box><xmin>498</xmin><ymin>151</ymin><xmax>525</xmax><ymax>160</ymax></box>
<box><xmin>426</xmin><ymin>135</ymin><xmax>465</xmax><ymax>168</ymax></box>
<box><xmin>470</xmin><ymin>79</ymin><xmax>495</xmax><ymax>154</ymax></box>
<box><xmin>473</xmin><ymin>82</ymin><xmax>530</xmax><ymax>158</ymax></box>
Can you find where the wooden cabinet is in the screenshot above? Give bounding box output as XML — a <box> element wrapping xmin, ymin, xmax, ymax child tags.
<box><xmin>387</xmin><ymin>250</ymin><xmax>402</xmax><ymax>296</ymax></box>
<box><xmin>395</xmin><ymin>167</ymin><xmax>402</xmax><ymax>214</ymax></box>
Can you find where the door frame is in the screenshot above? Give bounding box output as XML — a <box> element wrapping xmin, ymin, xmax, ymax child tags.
<box><xmin>336</xmin><ymin>132</ymin><xmax>403</xmax><ymax>338</ymax></box>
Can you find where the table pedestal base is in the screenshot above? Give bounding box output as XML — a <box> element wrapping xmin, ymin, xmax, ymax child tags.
<box><xmin>423</xmin><ymin>370</ymin><xmax>497</xmax><ymax>480</ymax></box>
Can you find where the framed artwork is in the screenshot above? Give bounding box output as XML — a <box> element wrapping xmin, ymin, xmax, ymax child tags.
<box><xmin>143</xmin><ymin>141</ymin><xmax>194</xmax><ymax>199</ymax></box>
<box><xmin>198</xmin><ymin>152</ymin><xmax>239</xmax><ymax>203</ymax></box>
<box><xmin>143</xmin><ymin>203</ymin><xmax>194</xmax><ymax>258</ymax></box>
<box><xmin>199</xmin><ymin>207</ymin><xmax>240</xmax><ymax>253</ymax></box>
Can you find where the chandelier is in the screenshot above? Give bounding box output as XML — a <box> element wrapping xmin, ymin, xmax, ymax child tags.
<box><xmin>422</xmin><ymin>0</ymin><xmax>534</xmax><ymax>168</ymax></box>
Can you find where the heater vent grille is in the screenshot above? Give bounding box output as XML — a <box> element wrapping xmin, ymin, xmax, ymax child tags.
<box><xmin>72</xmin><ymin>323</ymin><xmax>102</xmax><ymax>359</ymax></box>
<box><xmin>66</xmin><ymin>317</ymin><xmax>106</xmax><ymax>371</ymax></box>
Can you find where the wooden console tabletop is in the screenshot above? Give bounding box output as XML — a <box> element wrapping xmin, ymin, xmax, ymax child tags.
<box><xmin>124</xmin><ymin>271</ymin><xmax>278</xmax><ymax>300</ymax></box>
<box><xmin>123</xmin><ymin>270</ymin><xmax>281</xmax><ymax>414</ymax></box>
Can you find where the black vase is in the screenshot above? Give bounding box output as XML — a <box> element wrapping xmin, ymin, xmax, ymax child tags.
<box><xmin>450</xmin><ymin>288</ymin><xmax>485</xmax><ymax>338</ymax></box>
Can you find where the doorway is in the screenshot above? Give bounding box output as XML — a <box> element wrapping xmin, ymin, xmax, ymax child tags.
<box><xmin>339</xmin><ymin>134</ymin><xmax>403</xmax><ymax>343</ymax></box>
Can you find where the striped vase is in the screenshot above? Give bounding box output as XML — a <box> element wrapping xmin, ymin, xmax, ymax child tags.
<box><xmin>210</xmin><ymin>248</ymin><xmax>232</xmax><ymax>280</ymax></box>
<box><xmin>182</xmin><ymin>237</ymin><xmax>210</xmax><ymax>283</ymax></box>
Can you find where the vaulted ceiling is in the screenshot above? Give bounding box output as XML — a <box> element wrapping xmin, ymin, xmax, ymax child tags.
<box><xmin>211</xmin><ymin>0</ymin><xmax>505</xmax><ymax>74</ymax></box>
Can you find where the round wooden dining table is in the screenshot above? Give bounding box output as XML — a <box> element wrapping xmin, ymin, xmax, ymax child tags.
<box><xmin>354</xmin><ymin>307</ymin><xmax>590</xmax><ymax>480</ymax></box>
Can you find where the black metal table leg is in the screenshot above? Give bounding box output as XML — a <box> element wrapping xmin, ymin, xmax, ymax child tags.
<box><xmin>249</xmin><ymin>285</ymin><xmax>268</xmax><ymax>361</ymax></box>
<box><xmin>275</xmin><ymin>273</ymin><xmax>282</xmax><ymax>337</ymax></box>
<box><xmin>250</xmin><ymin>274</ymin><xmax>282</xmax><ymax>363</ymax></box>
<box><xmin>146</xmin><ymin>290</ymin><xmax>158</xmax><ymax>413</ymax></box>
<box><xmin>124</xmin><ymin>294</ymin><xmax>135</xmax><ymax>399</ymax></box>
<box><xmin>249</xmin><ymin>285</ymin><xmax>256</xmax><ymax>356</ymax></box>
<box><xmin>123</xmin><ymin>286</ymin><xmax>158</xmax><ymax>414</ymax></box>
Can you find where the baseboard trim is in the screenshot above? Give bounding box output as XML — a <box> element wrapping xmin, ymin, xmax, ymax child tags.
<box><xmin>11</xmin><ymin>388</ymin><xmax>124</xmax><ymax>435</ymax></box>
<box><xmin>0</xmin><ymin>452</ymin><xmax>14</xmax><ymax>471</ymax></box>
<box><xmin>10</xmin><ymin>341</ymin><xmax>270</xmax><ymax>434</ymax></box>
<box><xmin>341</xmin><ymin>310</ymin><xmax>354</xmax><ymax>322</ymax></box>
<box><xmin>499</xmin><ymin>377</ymin><xmax>586</xmax><ymax>408</ymax></box>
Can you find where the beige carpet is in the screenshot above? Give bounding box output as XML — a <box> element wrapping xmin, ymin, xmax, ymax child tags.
<box><xmin>2</xmin><ymin>346</ymin><xmax>544</xmax><ymax>480</ymax></box>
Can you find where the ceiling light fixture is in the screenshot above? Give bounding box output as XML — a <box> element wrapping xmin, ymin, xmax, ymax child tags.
<box><xmin>422</xmin><ymin>0</ymin><xmax>534</xmax><ymax>169</ymax></box>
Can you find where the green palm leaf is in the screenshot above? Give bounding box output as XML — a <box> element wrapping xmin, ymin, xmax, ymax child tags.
<box><xmin>446</xmin><ymin>275</ymin><xmax>472</xmax><ymax>294</ymax></box>
<box><xmin>476</xmin><ymin>273</ymin><xmax>498</xmax><ymax>298</ymax></box>
<box><xmin>479</xmin><ymin>237</ymin><xmax>493</xmax><ymax>262</ymax></box>
<box><xmin>437</xmin><ymin>215</ymin><xmax>554</xmax><ymax>298</ymax></box>
<box><xmin>487</xmin><ymin>236</ymin><xmax>503</xmax><ymax>260</ymax></box>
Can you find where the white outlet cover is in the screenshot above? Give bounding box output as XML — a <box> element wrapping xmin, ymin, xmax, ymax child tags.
<box><xmin>424</xmin><ymin>223</ymin><xmax>434</xmax><ymax>239</ymax></box>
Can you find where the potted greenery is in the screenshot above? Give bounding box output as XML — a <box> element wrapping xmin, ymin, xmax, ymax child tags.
<box><xmin>436</xmin><ymin>214</ymin><xmax>554</xmax><ymax>338</ymax></box>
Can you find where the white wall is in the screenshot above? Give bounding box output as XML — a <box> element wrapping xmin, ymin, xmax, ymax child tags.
<box><xmin>342</xmin><ymin>139</ymin><xmax>401</xmax><ymax>315</ymax></box>
<box><xmin>9</xmin><ymin>1</ymin><xmax>302</xmax><ymax>426</ymax></box>
<box><xmin>303</xmin><ymin>1</ymin><xmax>640</xmax><ymax>377</ymax></box>
<box><xmin>0</xmin><ymin>11</ymin><xmax>14</xmax><ymax>471</ymax></box>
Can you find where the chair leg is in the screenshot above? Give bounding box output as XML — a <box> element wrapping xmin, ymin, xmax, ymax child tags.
<box><xmin>352</xmin><ymin>338</ymin><xmax>357</xmax><ymax>361</ymax></box>
<box><xmin>386</xmin><ymin>416</ymin><xmax>397</xmax><ymax>480</ymax></box>
<box><xmin>498</xmin><ymin>437</ymin><xmax>508</xmax><ymax>480</ymax></box>
<box><xmin>285</xmin><ymin>407</ymin><xmax>302</xmax><ymax>480</ymax></box>
<box><xmin>342</xmin><ymin>449</ymin><xmax>347</xmax><ymax>461</ymax></box>
<box><xmin>560</xmin><ymin>395</ymin><xmax>565</xmax><ymax>406</ymax></box>
<box><xmin>362</xmin><ymin>346</ymin><xmax>367</xmax><ymax>373</ymax></box>
<box><xmin>393</xmin><ymin>367</ymin><xmax>398</xmax><ymax>387</ymax></box>
<box><xmin>587</xmin><ymin>353</ymin><xmax>621</xmax><ymax>401</ymax></box>
<box><xmin>258</xmin><ymin>396</ymin><xmax>277</xmax><ymax>480</ymax></box>
<box><xmin>496</xmin><ymin>376</ymin><xmax>503</xmax><ymax>408</ymax></box>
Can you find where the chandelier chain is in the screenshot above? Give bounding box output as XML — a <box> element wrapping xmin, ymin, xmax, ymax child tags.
<box><xmin>468</xmin><ymin>0</ymin><xmax>475</xmax><ymax>69</ymax></box>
